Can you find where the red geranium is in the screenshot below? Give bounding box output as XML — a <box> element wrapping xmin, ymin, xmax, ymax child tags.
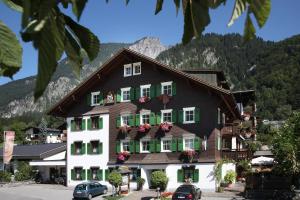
<box><xmin>117</xmin><ymin>151</ymin><xmax>130</xmax><ymax>162</ymax></box>
<box><xmin>138</xmin><ymin>123</ymin><xmax>151</xmax><ymax>132</ymax></box>
<box><xmin>139</xmin><ymin>96</ymin><xmax>150</xmax><ymax>103</ymax></box>
<box><xmin>160</xmin><ymin>122</ymin><xmax>172</xmax><ymax>132</ymax></box>
<box><xmin>183</xmin><ymin>149</ymin><xmax>196</xmax><ymax>162</ymax></box>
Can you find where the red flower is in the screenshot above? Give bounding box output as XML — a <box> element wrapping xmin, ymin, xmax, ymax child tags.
<box><xmin>117</xmin><ymin>151</ymin><xmax>130</xmax><ymax>162</ymax></box>
<box><xmin>143</xmin><ymin>123</ymin><xmax>151</xmax><ymax>130</ymax></box>
<box><xmin>160</xmin><ymin>122</ymin><xmax>172</xmax><ymax>132</ymax></box>
<box><xmin>139</xmin><ymin>96</ymin><xmax>149</xmax><ymax>103</ymax></box>
<box><xmin>118</xmin><ymin>154</ymin><xmax>125</xmax><ymax>161</ymax></box>
<box><xmin>138</xmin><ymin>125</ymin><xmax>146</xmax><ymax>132</ymax></box>
<box><xmin>183</xmin><ymin>149</ymin><xmax>196</xmax><ymax>159</ymax></box>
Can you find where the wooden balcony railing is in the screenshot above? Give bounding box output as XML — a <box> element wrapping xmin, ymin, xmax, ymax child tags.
<box><xmin>221</xmin><ymin>149</ymin><xmax>252</xmax><ymax>161</ymax></box>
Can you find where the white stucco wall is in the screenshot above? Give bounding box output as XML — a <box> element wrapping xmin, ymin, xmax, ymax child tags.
<box><xmin>67</xmin><ymin>114</ymin><xmax>109</xmax><ymax>186</ymax></box>
<box><xmin>43</xmin><ymin>151</ymin><xmax>66</xmax><ymax>161</ymax></box>
<box><xmin>221</xmin><ymin>163</ymin><xmax>236</xmax><ymax>183</ymax></box>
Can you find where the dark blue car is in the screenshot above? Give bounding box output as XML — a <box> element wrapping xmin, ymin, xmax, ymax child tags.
<box><xmin>73</xmin><ymin>182</ymin><xmax>108</xmax><ymax>200</ymax></box>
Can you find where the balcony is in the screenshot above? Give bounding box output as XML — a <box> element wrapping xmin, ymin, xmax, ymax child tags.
<box><xmin>221</xmin><ymin>149</ymin><xmax>252</xmax><ymax>161</ymax></box>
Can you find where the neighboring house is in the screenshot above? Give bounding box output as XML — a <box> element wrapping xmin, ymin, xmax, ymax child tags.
<box><xmin>0</xmin><ymin>143</ymin><xmax>66</xmax><ymax>182</ymax></box>
<box><xmin>48</xmin><ymin>48</ymin><xmax>244</xmax><ymax>190</ymax></box>
<box><xmin>24</xmin><ymin>127</ymin><xmax>66</xmax><ymax>144</ymax></box>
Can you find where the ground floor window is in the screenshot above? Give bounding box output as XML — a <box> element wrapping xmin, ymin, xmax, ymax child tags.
<box><xmin>177</xmin><ymin>166</ymin><xmax>199</xmax><ymax>183</ymax></box>
<box><xmin>88</xmin><ymin>167</ymin><xmax>102</xmax><ymax>181</ymax></box>
<box><xmin>141</xmin><ymin>140</ymin><xmax>150</xmax><ymax>152</ymax></box>
<box><xmin>71</xmin><ymin>167</ymin><xmax>85</xmax><ymax>180</ymax></box>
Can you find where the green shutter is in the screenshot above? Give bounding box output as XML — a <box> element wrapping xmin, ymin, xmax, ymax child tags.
<box><xmin>171</xmin><ymin>138</ymin><xmax>177</xmax><ymax>152</ymax></box>
<box><xmin>135</xmin><ymin>141</ymin><xmax>140</xmax><ymax>153</ymax></box>
<box><xmin>87</xmin><ymin>119</ymin><xmax>91</xmax><ymax>130</ymax></box>
<box><xmin>177</xmin><ymin>169</ymin><xmax>183</xmax><ymax>182</ymax></box>
<box><xmin>81</xmin><ymin>169</ymin><xmax>86</xmax><ymax>180</ymax></box>
<box><xmin>116</xmin><ymin>141</ymin><xmax>121</xmax><ymax>153</ymax></box>
<box><xmin>98</xmin><ymin>169</ymin><xmax>103</xmax><ymax>181</ymax></box>
<box><xmin>193</xmin><ymin>169</ymin><xmax>199</xmax><ymax>182</ymax></box>
<box><xmin>99</xmin><ymin>93</ymin><xmax>103</xmax><ymax>104</ymax></box>
<box><xmin>135</xmin><ymin>114</ymin><xmax>140</xmax><ymax>126</ymax></box>
<box><xmin>178</xmin><ymin>138</ymin><xmax>183</xmax><ymax>152</ymax></box>
<box><xmin>156</xmin><ymin>84</ymin><xmax>161</xmax><ymax>96</ymax></box>
<box><xmin>71</xmin><ymin>120</ymin><xmax>75</xmax><ymax>132</ymax></box>
<box><xmin>194</xmin><ymin>137</ymin><xmax>201</xmax><ymax>151</ymax></box>
<box><xmin>130</xmin><ymin>87</ymin><xmax>135</xmax><ymax>101</ymax></box>
<box><xmin>129</xmin><ymin>115</ymin><xmax>135</xmax><ymax>126</ymax></box>
<box><xmin>172</xmin><ymin>82</ymin><xmax>176</xmax><ymax>96</ymax></box>
<box><xmin>87</xmin><ymin>169</ymin><xmax>92</xmax><ymax>180</ymax></box>
<box><xmin>178</xmin><ymin>110</ymin><xmax>184</xmax><ymax>124</ymax></box>
<box><xmin>99</xmin><ymin>117</ymin><xmax>103</xmax><ymax>129</ymax></box>
<box><xmin>81</xmin><ymin>119</ymin><xmax>86</xmax><ymax>131</ymax></box>
<box><xmin>156</xmin><ymin>139</ymin><xmax>161</xmax><ymax>153</ymax></box>
<box><xmin>99</xmin><ymin>142</ymin><xmax>103</xmax><ymax>154</ymax></box>
<box><xmin>156</xmin><ymin>112</ymin><xmax>161</xmax><ymax>125</ymax></box>
<box><xmin>87</xmin><ymin>94</ymin><xmax>91</xmax><ymax>106</ymax></box>
<box><xmin>135</xmin><ymin>87</ymin><xmax>141</xmax><ymax>99</ymax></box>
<box><xmin>81</xmin><ymin>143</ymin><xmax>86</xmax><ymax>154</ymax></box>
<box><xmin>87</xmin><ymin>143</ymin><xmax>91</xmax><ymax>154</ymax></box>
<box><xmin>71</xmin><ymin>169</ymin><xmax>75</xmax><ymax>180</ymax></box>
<box><xmin>172</xmin><ymin>110</ymin><xmax>177</xmax><ymax>123</ymax></box>
<box><xmin>116</xmin><ymin>116</ymin><xmax>121</xmax><ymax>128</ymax></box>
<box><xmin>150</xmin><ymin>112</ymin><xmax>156</xmax><ymax>125</ymax></box>
<box><xmin>150</xmin><ymin>85</ymin><xmax>155</xmax><ymax>98</ymax></box>
<box><xmin>105</xmin><ymin>169</ymin><xmax>109</xmax><ymax>181</ymax></box>
<box><xmin>71</xmin><ymin>144</ymin><xmax>75</xmax><ymax>155</ymax></box>
<box><xmin>129</xmin><ymin>141</ymin><xmax>135</xmax><ymax>153</ymax></box>
<box><xmin>195</xmin><ymin>108</ymin><xmax>200</xmax><ymax>123</ymax></box>
<box><xmin>150</xmin><ymin>140</ymin><xmax>156</xmax><ymax>153</ymax></box>
<box><xmin>116</xmin><ymin>90</ymin><xmax>121</xmax><ymax>102</ymax></box>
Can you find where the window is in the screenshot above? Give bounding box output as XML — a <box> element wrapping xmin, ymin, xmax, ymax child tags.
<box><xmin>91</xmin><ymin>141</ymin><xmax>99</xmax><ymax>154</ymax></box>
<box><xmin>75</xmin><ymin>142</ymin><xmax>83</xmax><ymax>154</ymax></box>
<box><xmin>75</xmin><ymin>118</ymin><xmax>83</xmax><ymax>131</ymax></box>
<box><xmin>140</xmin><ymin>84</ymin><xmax>151</xmax><ymax>98</ymax></box>
<box><xmin>177</xmin><ymin>167</ymin><xmax>199</xmax><ymax>183</ymax></box>
<box><xmin>183</xmin><ymin>107</ymin><xmax>195</xmax><ymax>124</ymax></box>
<box><xmin>121</xmin><ymin>140</ymin><xmax>130</xmax><ymax>152</ymax></box>
<box><xmin>124</xmin><ymin>64</ymin><xmax>132</xmax><ymax>77</ymax></box>
<box><xmin>91</xmin><ymin>167</ymin><xmax>100</xmax><ymax>180</ymax></box>
<box><xmin>74</xmin><ymin>167</ymin><xmax>83</xmax><ymax>180</ymax></box>
<box><xmin>121</xmin><ymin>87</ymin><xmax>131</xmax><ymax>102</ymax></box>
<box><xmin>161</xmin><ymin>109</ymin><xmax>172</xmax><ymax>123</ymax></box>
<box><xmin>91</xmin><ymin>92</ymin><xmax>100</xmax><ymax>106</ymax></box>
<box><xmin>121</xmin><ymin>115</ymin><xmax>130</xmax><ymax>126</ymax></box>
<box><xmin>161</xmin><ymin>81</ymin><xmax>172</xmax><ymax>96</ymax></box>
<box><xmin>133</xmin><ymin>62</ymin><xmax>141</xmax><ymax>75</ymax></box>
<box><xmin>161</xmin><ymin>139</ymin><xmax>171</xmax><ymax>152</ymax></box>
<box><xmin>141</xmin><ymin>112</ymin><xmax>150</xmax><ymax>125</ymax></box>
<box><xmin>184</xmin><ymin>138</ymin><xmax>194</xmax><ymax>150</ymax></box>
<box><xmin>91</xmin><ymin>116</ymin><xmax>99</xmax><ymax>129</ymax></box>
<box><xmin>141</xmin><ymin>140</ymin><xmax>150</xmax><ymax>153</ymax></box>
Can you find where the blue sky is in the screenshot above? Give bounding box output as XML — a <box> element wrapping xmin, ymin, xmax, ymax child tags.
<box><xmin>0</xmin><ymin>0</ymin><xmax>299</xmax><ymax>85</ymax></box>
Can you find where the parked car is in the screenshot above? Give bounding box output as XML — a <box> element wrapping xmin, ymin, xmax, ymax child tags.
<box><xmin>73</xmin><ymin>182</ymin><xmax>108</xmax><ymax>200</ymax></box>
<box><xmin>172</xmin><ymin>184</ymin><xmax>202</xmax><ymax>200</ymax></box>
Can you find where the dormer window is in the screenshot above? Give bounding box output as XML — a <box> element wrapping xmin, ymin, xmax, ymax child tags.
<box><xmin>133</xmin><ymin>62</ymin><xmax>141</xmax><ymax>75</ymax></box>
<box><xmin>91</xmin><ymin>92</ymin><xmax>100</xmax><ymax>106</ymax></box>
<box><xmin>124</xmin><ymin>64</ymin><xmax>132</xmax><ymax>77</ymax></box>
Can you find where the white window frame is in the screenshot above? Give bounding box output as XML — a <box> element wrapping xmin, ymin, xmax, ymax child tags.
<box><xmin>121</xmin><ymin>87</ymin><xmax>131</xmax><ymax>102</ymax></box>
<box><xmin>161</xmin><ymin>138</ymin><xmax>172</xmax><ymax>152</ymax></box>
<box><xmin>140</xmin><ymin>139</ymin><xmax>151</xmax><ymax>153</ymax></box>
<box><xmin>124</xmin><ymin>64</ymin><xmax>132</xmax><ymax>77</ymax></box>
<box><xmin>161</xmin><ymin>109</ymin><xmax>173</xmax><ymax>123</ymax></box>
<box><xmin>140</xmin><ymin>110</ymin><xmax>151</xmax><ymax>125</ymax></box>
<box><xmin>121</xmin><ymin>140</ymin><xmax>130</xmax><ymax>152</ymax></box>
<box><xmin>121</xmin><ymin>114</ymin><xmax>130</xmax><ymax>126</ymax></box>
<box><xmin>183</xmin><ymin>137</ymin><xmax>195</xmax><ymax>150</ymax></box>
<box><xmin>133</xmin><ymin>62</ymin><xmax>141</xmax><ymax>75</ymax></box>
<box><xmin>161</xmin><ymin>81</ymin><xmax>173</xmax><ymax>96</ymax></box>
<box><xmin>183</xmin><ymin>107</ymin><xmax>195</xmax><ymax>124</ymax></box>
<box><xmin>91</xmin><ymin>91</ymin><xmax>100</xmax><ymax>106</ymax></box>
<box><xmin>140</xmin><ymin>84</ymin><xmax>151</xmax><ymax>98</ymax></box>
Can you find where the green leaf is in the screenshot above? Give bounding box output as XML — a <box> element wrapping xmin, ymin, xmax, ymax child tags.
<box><xmin>71</xmin><ymin>0</ymin><xmax>88</xmax><ymax>21</ymax></box>
<box><xmin>34</xmin><ymin>10</ymin><xmax>65</xmax><ymax>100</ymax></box>
<box><xmin>228</xmin><ymin>0</ymin><xmax>247</xmax><ymax>27</ymax></box>
<box><xmin>190</xmin><ymin>0</ymin><xmax>210</xmax><ymax>37</ymax></box>
<box><xmin>244</xmin><ymin>12</ymin><xmax>256</xmax><ymax>41</ymax></box>
<box><xmin>155</xmin><ymin>0</ymin><xmax>163</xmax><ymax>15</ymax></box>
<box><xmin>64</xmin><ymin>15</ymin><xmax>100</xmax><ymax>61</ymax></box>
<box><xmin>182</xmin><ymin>1</ymin><xmax>194</xmax><ymax>44</ymax></box>
<box><xmin>173</xmin><ymin>0</ymin><xmax>180</xmax><ymax>15</ymax></box>
<box><xmin>0</xmin><ymin>20</ymin><xmax>22</xmax><ymax>78</ymax></box>
<box><xmin>2</xmin><ymin>0</ymin><xmax>23</xmax><ymax>12</ymax></box>
<box><xmin>249</xmin><ymin>0</ymin><xmax>271</xmax><ymax>28</ymax></box>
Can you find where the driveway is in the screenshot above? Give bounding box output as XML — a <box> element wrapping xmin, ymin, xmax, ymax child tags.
<box><xmin>0</xmin><ymin>184</ymin><xmax>110</xmax><ymax>200</ymax></box>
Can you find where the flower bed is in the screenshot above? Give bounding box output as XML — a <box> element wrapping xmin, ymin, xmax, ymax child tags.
<box><xmin>160</xmin><ymin>122</ymin><xmax>172</xmax><ymax>132</ymax></box>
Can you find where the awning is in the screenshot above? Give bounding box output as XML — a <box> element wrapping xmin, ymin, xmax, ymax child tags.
<box><xmin>251</xmin><ymin>156</ymin><xmax>274</xmax><ymax>165</ymax></box>
<box><xmin>29</xmin><ymin>160</ymin><xmax>66</xmax><ymax>166</ymax></box>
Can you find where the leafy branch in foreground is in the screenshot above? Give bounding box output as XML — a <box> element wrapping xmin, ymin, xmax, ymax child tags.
<box><xmin>1</xmin><ymin>0</ymin><xmax>271</xmax><ymax>100</ymax></box>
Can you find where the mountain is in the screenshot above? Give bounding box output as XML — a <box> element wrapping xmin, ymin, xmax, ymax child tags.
<box><xmin>157</xmin><ymin>33</ymin><xmax>300</xmax><ymax>120</ymax></box>
<box><xmin>0</xmin><ymin>37</ymin><xmax>168</xmax><ymax>118</ymax></box>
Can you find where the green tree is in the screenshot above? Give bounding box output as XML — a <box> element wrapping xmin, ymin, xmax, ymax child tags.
<box><xmin>107</xmin><ymin>171</ymin><xmax>122</xmax><ymax>196</ymax></box>
<box><xmin>1</xmin><ymin>0</ymin><xmax>271</xmax><ymax>100</ymax></box>
<box><xmin>272</xmin><ymin>112</ymin><xmax>300</xmax><ymax>176</ymax></box>
<box><xmin>150</xmin><ymin>170</ymin><xmax>168</xmax><ymax>191</ymax></box>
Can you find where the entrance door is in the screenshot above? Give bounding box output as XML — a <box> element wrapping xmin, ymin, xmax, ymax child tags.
<box><xmin>49</xmin><ymin>168</ymin><xmax>58</xmax><ymax>182</ymax></box>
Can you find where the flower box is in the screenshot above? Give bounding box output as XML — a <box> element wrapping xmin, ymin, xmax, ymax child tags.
<box><xmin>182</xmin><ymin>149</ymin><xmax>196</xmax><ymax>163</ymax></box>
<box><xmin>138</xmin><ymin>123</ymin><xmax>151</xmax><ymax>132</ymax></box>
<box><xmin>139</xmin><ymin>96</ymin><xmax>150</xmax><ymax>103</ymax></box>
<box><xmin>160</xmin><ymin>122</ymin><xmax>172</xmax><ymax>132</ymax></box>
<box><xmin>119</xmin><ymin>125</ymin><xmax>131</xmax><ymax>134</ymax></box>
<box><xmin>117</xmin><ymin>151</ymin><xmax>130</xmax><ymax>162</ymax></box>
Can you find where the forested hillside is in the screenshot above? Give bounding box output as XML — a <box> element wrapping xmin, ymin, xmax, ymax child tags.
<box><xmin>157</xmin><ymin>33</ymin><xmax>300</xmax><ymax>120</ymax></box>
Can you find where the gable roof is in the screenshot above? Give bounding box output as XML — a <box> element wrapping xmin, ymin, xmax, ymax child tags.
<box><xmin>48</xmin><ymin>48</ymin><xmax>240</xmax><ymax>119</ymax></box>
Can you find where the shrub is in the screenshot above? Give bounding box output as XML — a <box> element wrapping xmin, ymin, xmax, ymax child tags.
<box><xmin>137</xmin><ymin>177</ymin><xmax>145</xmax><ymax>190</ymax></box>
<box><xmin>150</xmin><ymin>171</ymin><xmax>168</xmax><ymax>191</ymax></box>
<box><xmin>224</xmin><ymin>170</ymin><xmax>236</xmax><ymax>184</ymax></box>
<box><xmin>108</xmin><ymin>171</ymin><xmax>122</xmax><ymax>195</ymax></box>
<box><xmin>14</xmin><ymin>161</ymin><xmax>33</xmax><ymax>181</ymax></box>
<box><xmin>0</xmin><ymin>171</ymin><xmax>12</xmax><ymax>182</ymax></box>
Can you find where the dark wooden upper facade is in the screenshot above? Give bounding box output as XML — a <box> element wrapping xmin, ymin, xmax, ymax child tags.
<box><xmin>48</xmin><ymin>49</ymin><xmax>241</xmax><ymax>164</ymax></box>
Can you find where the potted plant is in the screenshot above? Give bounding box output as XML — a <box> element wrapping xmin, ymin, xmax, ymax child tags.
<box><xmin>137</xmin><ymin>177</ymin><xmax>145</xmax><ymax>191</ymax></box>
<box><xmin>160</xmin><ymin>122</ymin><xmax>172</xmax><ymax>132</ymax></box>
<box><xmin>117</xmin><ymin>151</ymin><xmax>130</xmax><ymax>163</ymax></box>
<box><xmin>139</xmin><ymin>96</ymin><xmax>150</xmax><ymax>103</ymax></box>
<box><xmin>224</xmin><ymin>170</ymin><xmax>236</xmax><ymax>187</ymax></box>
<box><xmin>138</xmin><ymin>123</ymin><xmax>151</xmax><ymax>133</ymax></box>
<box><xmin>182</xmin><ymin>149</ymin><xmax>196</xmax><ymax>163</ymax></box>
